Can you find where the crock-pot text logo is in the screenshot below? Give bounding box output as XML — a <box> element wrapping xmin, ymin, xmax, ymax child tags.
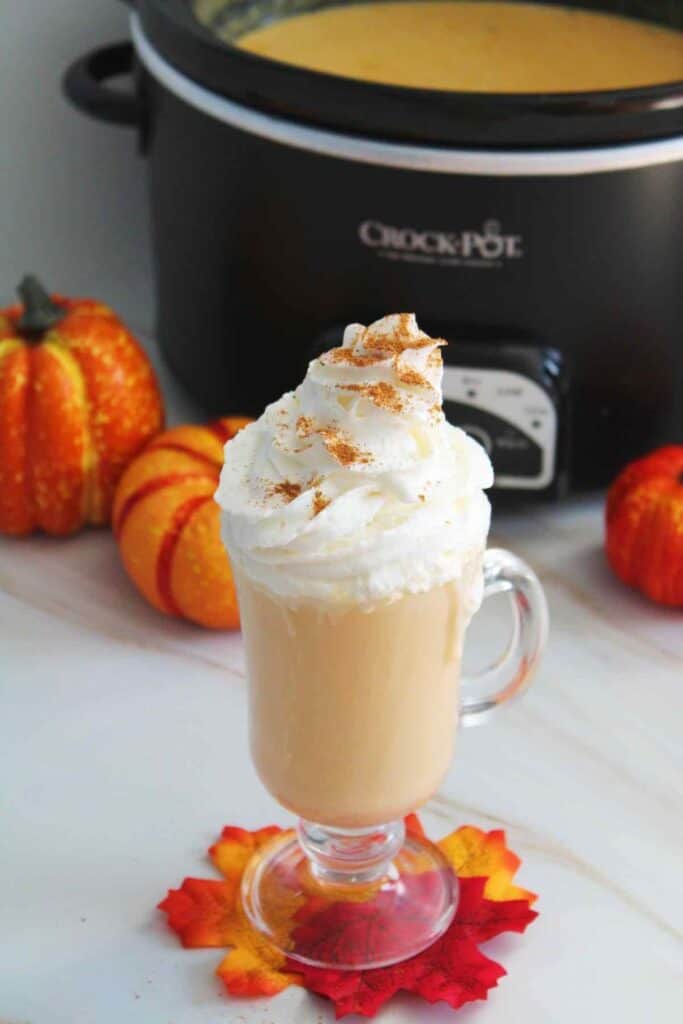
<box><xmin>358</xmin><ymin>219</ymin><xmax>524</xmax><ymax>268</ymax></box>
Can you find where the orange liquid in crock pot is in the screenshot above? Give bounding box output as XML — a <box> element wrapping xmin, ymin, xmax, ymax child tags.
<box><xmin>237</xmin><ymin>1</ymin><xmax>683</xmax><ymax>92</ymax></box>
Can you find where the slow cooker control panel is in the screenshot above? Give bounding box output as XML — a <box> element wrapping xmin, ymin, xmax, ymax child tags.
<box><xmin>441</xmin><ymin>343</ymin><xmax>566</xmax><ymax>493</ymax></box>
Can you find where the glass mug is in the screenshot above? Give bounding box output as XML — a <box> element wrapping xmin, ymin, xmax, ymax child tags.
<box><xmin>235</xmin><ymin>547</ymin><xmax>548</xmax><ymax>969</ymax></box>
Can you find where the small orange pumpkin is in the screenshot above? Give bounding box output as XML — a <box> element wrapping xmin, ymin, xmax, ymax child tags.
<box><xmin>606</xmin><ymin>445</ymin><xmax>683</xmax><ymax>607</ymax></box>
<box><xmin>113</xmin><ymin>417</ymin><xmax>251</xmax><ymax>629</ymax></box>
<box><xmin>0</xmin><ymin>276</ymin><xmax>164</xmax><ymax>535</ymax></box>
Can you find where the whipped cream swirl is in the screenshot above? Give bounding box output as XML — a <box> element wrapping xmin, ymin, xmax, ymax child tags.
<box><xmin>216</xmin><ymin>314</ymin><xmax>493</xmax><ymax>605</ymax></box>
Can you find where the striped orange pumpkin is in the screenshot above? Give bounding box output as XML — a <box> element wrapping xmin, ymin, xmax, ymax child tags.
<box><xmin>113</xmin><ymin>417</ymin><xmax>251</xmax><ymax>629</ymax></box>
<box><xmin>0</xmin><ymin>276</ymin><xmax>164</xmax><ymax>535</ymax></box>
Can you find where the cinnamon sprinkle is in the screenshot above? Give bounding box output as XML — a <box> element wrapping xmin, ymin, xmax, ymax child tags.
<box><xmin>295</xmin><ymin>415</ymin><xmax>372</xmax><ymax>466</ymax></box>
<box><xmin>362</xmin><ymin>315</ymin><xmax>447</xmax><ymax>355</ymax></box>
<box><xmin>337</xmin><ymin>381</ymin><xmax>404</xmax><ymax>414</ymax></box>
<box><xmin>265</xmin><ymin>480</ymin><xmax>303</xmax><ymax>503</ymax></box>
<box><xmin>321</xmin><ymin>427</ymin><xmax>372</xmax><ymax>467</ymax></box>
<box><xmin>322</xmin><ymin>347</ymin><xmax>381</xmax><ymax>367</ymax></box>
<box><xmin>363</xmin><ymin>333</ymin><xmax>433</xmax><ymax>355</ymax></box>
<box><xmin>395</xmin><ymin>363</ymin><xmax>431</xmax><ymax>389</ymax></box>
<box><xmin>312</xmin><ymin>489</ymin><xmax>330</xmax><ymax>516</ymax></box>
<box><xmin>296</xmin><ymin>415</ymin><xmax>315</xmax><ymax>438</ymax></box>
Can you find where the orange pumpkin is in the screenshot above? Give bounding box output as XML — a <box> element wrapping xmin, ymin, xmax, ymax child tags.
<box><xmin>0</xmin><ymin>276</ymin><xmax>164</xmax><ymax>535</ymax></box>
<box><xmin>113</xmin><ymin>417</ymin><xmax>251</xmax><ymax>629</ymax></box>
<box><xmin>606</xmin><ymin>445</ymin><xmax>683</xmax><ymax>607</ymax></box>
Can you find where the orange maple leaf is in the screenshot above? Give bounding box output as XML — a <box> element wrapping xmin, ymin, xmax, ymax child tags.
<box><xmin>160</xmin><ymin>824</ymin><xmax>303</xmax><ymax>997</ymax></box>
<box><xmin>438</xmin><ymin>826</ymin><xmax>537</xmax><ymax>904</ymax></box>
<box><xmin>209</xmin><ymin>824</ymin><xmax>282</xmax><ymax>878</ymax></box>
<box><xmin>215</xmin><ymin>899</ymin><xmax>304</xmax><ymax>997</ymax></box>
<box><xmin>158</xmin><ymin>877</ymin><xmax>239</xmax><ymax>947</ymax></box>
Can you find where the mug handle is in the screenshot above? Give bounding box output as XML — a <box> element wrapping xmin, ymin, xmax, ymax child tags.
<box><xmin>460</xmin><ymin>548</ymin><xmax>548</xmax><ymax>726</ymax></box>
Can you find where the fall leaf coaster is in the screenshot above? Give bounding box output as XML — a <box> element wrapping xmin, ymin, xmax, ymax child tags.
<box><xmin>158</xmin><ymin>814</ymin><xmax>538</xmax><ymax>1018</ymax></box>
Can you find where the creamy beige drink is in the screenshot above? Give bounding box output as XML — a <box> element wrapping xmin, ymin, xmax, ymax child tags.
<box><xmin>216</xmin><ymin>314</ymin><xmax>493</xmax><ymax>828</ymax></box>
<box><xmin>237</xmin><ymin>563</ymin><xmax>481</xmax><ymax>827</ymax></box>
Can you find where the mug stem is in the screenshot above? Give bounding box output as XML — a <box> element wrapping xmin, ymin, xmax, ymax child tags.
<box><xmin>297</xmin><ymin>819</ymin><xmax>406</xmax><ymax>885</ymax></box>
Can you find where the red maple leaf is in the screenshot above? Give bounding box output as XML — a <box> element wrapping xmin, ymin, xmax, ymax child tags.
<box><xmin>290</xmin><ymin>928</ymin><xmax>505</xmax><ymax>1018</ymax></box>
<box><xmin>292</xmin><ymin>869</ymin><xmax>446</xmax><ymax>969</ymax></box>
<box><xmin>287</xmin><ymin>875</ymin><xmax>536</xmax><ymax>1018</ymax></box>
<box><xmin>158</xmin><ymin>877</ymin><xmax>238</xmax><ymax>948</ymax></box>
<box><xmin>297</xmin><ymin>959</ymin><xmax>422</xmax><ymax>1019</ymax></box>
<box><xmin>451</xmin><ymin>875</ymin><xmax>538</xmax><ymax>942</ymax></box>
<box><xmin>409</xmin><ymin>931</ymin><xmax>505</xmax><ymax>1009</ymax></box>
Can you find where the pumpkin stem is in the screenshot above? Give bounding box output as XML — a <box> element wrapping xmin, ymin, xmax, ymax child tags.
<box><xmin>16</xmin><ymin>275</ymin><xmax>66</xmax><ymax>338</ymax></box>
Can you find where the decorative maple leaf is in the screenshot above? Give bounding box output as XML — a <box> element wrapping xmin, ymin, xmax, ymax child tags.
<box><xmin>209</xmin><ymin>824</ymin><xmax>283</xmax><ymax>877</ymax></box>
<box><xmin>291</xmin><ymin>869</ymin><xmax>450</xmax><ymax>969</ymax></box>
<box><xmin>404</xmin><ymin>812</ymin><xmax>426</xmax><ymax>838</ymax></box>
<box><xmin>159</xmin><ymin>824</ymin><xmax>303</xmax><ymax>997</ymax></box>
<box><xmin>158</xmin><ymin>877</ymin><xmax>239</xmax><ymax>948</ymax></box>
<box><xmin>286</xmin><ymin>875</ymin><xmax>535</xmax><ymax>1018</ymax></box>
<box><xmin>158</xmin><ymin>816</ymin><xmax>538</xmax><ymax>1016</ymax></box>
<box><xmin>452</xmin><ymin>875</ymin><xmax>538</xmax><ymax>942</ymax></box>
<box><xmin>438</xmin><ymin>825</ymin><xmax>537</xmax><ymax>904</ymax></box>
<box><xmin>215</xmin><ymin>906</ymin><xmax>304</xmax><ymax>997</ymax></box>
<box><xmin>409</xmin><ymin>930</ymin><xmax>506</xmax><ymax>1010</ymax></box>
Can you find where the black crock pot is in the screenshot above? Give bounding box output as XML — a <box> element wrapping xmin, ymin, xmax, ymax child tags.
<box><xmin>64</xmin><ymin>0</ymin><xmax>683</xmax><ymax>495</ymax></box>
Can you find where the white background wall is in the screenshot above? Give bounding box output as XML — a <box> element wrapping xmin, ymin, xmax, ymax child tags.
<box><xmin>0</xmin><ymin>0</ymin><xmax>153</xmax><ymax>333</ymax></box>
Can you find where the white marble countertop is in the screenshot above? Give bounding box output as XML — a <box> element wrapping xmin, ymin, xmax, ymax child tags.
<box><xmin>1</xmin><ymin>339</ymin><xmax>681</xmax><ymax>1024</ymax></box>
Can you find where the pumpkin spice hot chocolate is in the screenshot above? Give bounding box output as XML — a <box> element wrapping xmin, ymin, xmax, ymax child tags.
<box><xmin>216</xmin><ymin>314</ymin><xmax>492</xmax><ymax>826</ymax></box>
<box><xmin>215</xmin><ymin>313</ymin><xmax>547</xmax><ymax>969</ymax></box>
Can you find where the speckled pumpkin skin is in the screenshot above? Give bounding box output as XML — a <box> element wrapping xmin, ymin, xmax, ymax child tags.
<box><xmin>113</xmin><ymin>417</ymin><xmax>251</xmax><ymax>630</ymax></box>
<box><xmin>0</xmin><ymin>295</ymin><xmax>164</xmax><ymax>535</ymax></box>
<box><xmin>606</xmin><ymin>445</ymin><xmax>683</xmax><ymax>608</ymax></box>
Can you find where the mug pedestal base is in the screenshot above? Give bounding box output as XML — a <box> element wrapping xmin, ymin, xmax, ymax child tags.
<box><xmin>241</xmin><ymin>824</ymin><xmax>458</xmax><ymax>970</ymax></box>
